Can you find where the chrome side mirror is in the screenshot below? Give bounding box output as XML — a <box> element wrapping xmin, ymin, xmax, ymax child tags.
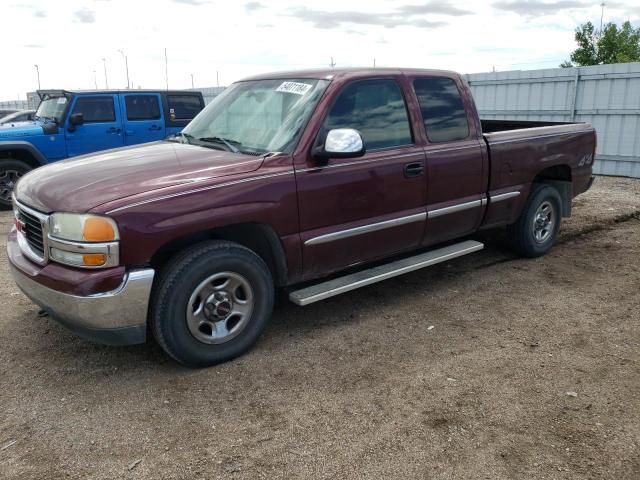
<box><xmin>313</xmin><ymin>128</ymin><xmax>365</xmax><ymax>159</ymax></box>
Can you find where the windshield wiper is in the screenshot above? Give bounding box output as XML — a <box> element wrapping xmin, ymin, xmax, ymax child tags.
<box><xmin>197</xmin><ymin>136</ymin><xmax>241</xmax><ymax>154</ymax></box>
<box><xmin>169</xmin><ymin>132</ymin><xmax>195</xmax><ymax>144</ymax></box>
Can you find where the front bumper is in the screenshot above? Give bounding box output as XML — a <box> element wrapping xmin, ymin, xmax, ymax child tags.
<box><xmin>9</xmin><ymin>249</ymin><xmax>154</xmax><ymax>346</ymax></box>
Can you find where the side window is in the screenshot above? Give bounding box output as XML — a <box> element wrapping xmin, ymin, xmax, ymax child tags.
<box><xmin>72</xmin><ymin>96</ymin><xmax>115</xmax><ymax>123</ymax></box>
<box><xmin>324</xmin><ymin>79</ymin><xmax>412</xmax><ymax>151</ymax></box>
<box><xmin>125</xmin><ymin>95</ymin><xmax>161</xmax><ymax>121</ymax></box>
<box><xmin>413</xmin><ymin>77</ymin><xmax>470</xmax><ymax>143</ymax></box>
<box><xmin>167</xmin><ymin>95</ymin><xmax>202</xmax><ymax>120</ymax></box>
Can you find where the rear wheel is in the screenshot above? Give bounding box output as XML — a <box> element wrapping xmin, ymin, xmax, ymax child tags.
<box><xmin>150</xmin><ymin>240</ymin><xmax>274</xmax><ymax>367</ymax></box>
<box><xmin>0</xmin><ymin>159</ymin><xmax>31</xmax><ymax>209</ymax></box>
<box><xmin>507</xmin><ymin>184</ymin><xmax>562</xmax><ymax>258</ymax></box>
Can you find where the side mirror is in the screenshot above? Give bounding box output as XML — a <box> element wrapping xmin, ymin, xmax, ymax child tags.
<box><xmin>68</xmin><ymin>113</ymin><xmax>84</xmax><ymax>132</ymax></box>
<box><xmin>70</xmin><ymin>113</ymin><xmax>84</xmax><ymax>126</ymax></box>
<box><xmin>313</xmin><ymin>128</ymin><xmax>365</xmax><ymax>160</ymax></box>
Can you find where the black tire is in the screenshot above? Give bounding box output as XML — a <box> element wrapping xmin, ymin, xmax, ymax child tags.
<box><xmin>0</xmin><ymin>159</ymin><xmax>31</xmax><ymax>209</ymax></box>
<box><xmin>507</xmin><ymin>184</ymin><xmax>563</xmax><ymax>258</ymax></box>
<box><xmin>150</xmin><ymin>240</ymin><xmax>274</xmax><ymax>367</ymax></box>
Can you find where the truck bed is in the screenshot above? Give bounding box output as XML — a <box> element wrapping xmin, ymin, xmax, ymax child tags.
<box><xmin>480</xmin><ymin>121</ymin><xmax>597</xmax><ymax>229</ymax></box>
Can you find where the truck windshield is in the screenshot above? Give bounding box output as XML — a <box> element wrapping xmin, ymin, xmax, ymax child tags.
<box><xmin>182</xmin><ymin>78</ymin><xmax>330</xmax><ymax>154</ymax></box>
<box><xmin>35</xmin><ymin>95</ymin><xmax>69</xmax><ymax>123</ymax></box>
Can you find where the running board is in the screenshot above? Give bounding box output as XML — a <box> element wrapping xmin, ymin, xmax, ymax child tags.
<box><xmin>289</xmin><ymin>240</ymin><xmax>484</xmax><ymax>306</ymax></box>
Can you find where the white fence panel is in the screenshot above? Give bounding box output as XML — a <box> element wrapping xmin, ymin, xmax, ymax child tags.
<box><xmin>467</xmin><ymin>62</ymin><xmax>640</xmax><ymax>178</ymax></box>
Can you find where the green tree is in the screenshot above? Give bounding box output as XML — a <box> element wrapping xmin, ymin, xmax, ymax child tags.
<box><xmin>561</xmin><ymin>21</ymin><xmax>640</xmax><ymax>67</ymax></box>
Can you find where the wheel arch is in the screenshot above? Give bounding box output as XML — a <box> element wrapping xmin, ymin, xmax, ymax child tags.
<box><xmin>149</xmin><ymin>222</ymin><xmax>288</xmax><ymax>287</ymax></box>
<box><xmin>532</xmin><ymin>164</ymin><xmax>572</xmax><ymax>217</ymax></box>
<box><xmin>0</xmin><ymin>142</ymin><xmax>47</xmax><ymax>169</ymax></box>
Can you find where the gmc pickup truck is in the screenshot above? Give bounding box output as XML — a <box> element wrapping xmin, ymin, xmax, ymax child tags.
<box><xmin>0</xmin><ymin>89</ymin><xmax>204</xmax><ymax>207</ymax></box>
<box><xmin>7</xmin><ymin>68</ymin><xmax>596</xmax><ymax>367</ymax></box>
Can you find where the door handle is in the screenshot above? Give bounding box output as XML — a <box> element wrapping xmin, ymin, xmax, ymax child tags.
<box><xmin>403</xmin><ymin>161</ymin><xmax>424</xmax><ymax>178</ymax></box>
<box><xmin>106</xmin><ymin>127</ymin><xmax>121</xmax><ymax>134</ymax></box>
<box><xmin>149</xmin><ymin>125</ymin><xmax>162</xmax><ymax>131</ymax></box>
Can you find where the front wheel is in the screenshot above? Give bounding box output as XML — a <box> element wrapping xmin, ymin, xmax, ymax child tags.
<box><xmin>150</xmin><ymin>241</ymin><xmax>274</xmax><ymax>367</ymax></box>
<box><xmin>507</xmin><ymin>184</ymin><xmax>563</xmax><ymax>258</ymax></box>
<box><xmin>0</xmin><ymin>159</ymin><xmax>31</xmax><ymax>209</ymax></box>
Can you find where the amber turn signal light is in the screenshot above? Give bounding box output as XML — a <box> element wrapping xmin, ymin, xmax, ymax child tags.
<box><xmin>83</xmin><ymin>217</ymin><xmax>116</xmax><ymax>242</ymax></box>
<box><xmin>82</xmin><ymin>253</ymin><xmax>107</xmax><ymax>266</ymax></box>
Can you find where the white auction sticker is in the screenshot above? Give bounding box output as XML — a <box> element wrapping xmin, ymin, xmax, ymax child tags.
<box><xmin>56</xmin><ymin>97</ymin><xmax>67</xmax><ymax>104</ymax></box>
<box><xmin>276</xmin><ymin>81</ymin><xmax>313</xmax><ymax>95</ymax></box>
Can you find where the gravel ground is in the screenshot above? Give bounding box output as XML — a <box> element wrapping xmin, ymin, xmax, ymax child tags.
<box><xmin>0</xmin><ymin>176</ymin><xmax>639</xmax><ymax>480</ymax></box>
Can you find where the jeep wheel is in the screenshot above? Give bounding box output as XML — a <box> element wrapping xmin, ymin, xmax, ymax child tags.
<box><xmin>507</xmin><ymin>184</ymin><xmax>562</xmax><ymax>258</ymax></box>
<box><xmin>0</xmin><ymin>160</ymin><xmax>31</xmax><ymax>209</ymax></box>
<box><xmin>150</xmin><ymin>240</ymin><xmax>274</xmax><ymax>367</ymax></box>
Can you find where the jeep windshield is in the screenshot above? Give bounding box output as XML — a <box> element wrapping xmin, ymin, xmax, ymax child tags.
<box><xmin>180</xmin><ymin>78</ymin><xmax>330</xmax><ymax>154</ymax></box>
<box><xmin>34</xmin><ymin>94</ymin><xmax>69</xmax><ymax>123</ymax></box>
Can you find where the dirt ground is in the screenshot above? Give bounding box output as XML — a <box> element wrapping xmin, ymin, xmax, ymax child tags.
<box><xmin>0</xmin><ymin>177</ymin><xmax>639</xmax><ymax>480</ymax></box>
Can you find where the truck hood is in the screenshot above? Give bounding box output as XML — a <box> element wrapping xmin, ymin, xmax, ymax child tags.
<box><xmin>0</xmin><ymin>121</ymin><xmax>44</xmax><ymax>138</ymax></box>
<box><xmin>15</xmin><ymin>141</ymin><xmax>263</xmax><ymax>213</ymax></box>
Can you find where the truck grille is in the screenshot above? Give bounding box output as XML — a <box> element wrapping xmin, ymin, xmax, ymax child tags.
<box><xmin>18</xmin><ymin>206</ymin><xmax>45</xmax><ymax>256</ymax></box>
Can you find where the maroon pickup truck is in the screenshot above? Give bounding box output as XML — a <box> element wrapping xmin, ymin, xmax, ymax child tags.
<box><xmin>7</xmin><ymin>68</ymin><xmax>596</xmax><ymax>367</ymax></box>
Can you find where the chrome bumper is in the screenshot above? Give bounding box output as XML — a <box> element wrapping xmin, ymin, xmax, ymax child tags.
<box><xmin>10</xmin><ymin>265</ymin><xmax>155</xmax><ymax>346</ymax></box>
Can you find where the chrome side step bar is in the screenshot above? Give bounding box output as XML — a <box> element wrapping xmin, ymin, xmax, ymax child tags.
<box><xmin>289</xmin><ymin>240</ymin><xmax>484</xmax><ymax>306</ymax></box>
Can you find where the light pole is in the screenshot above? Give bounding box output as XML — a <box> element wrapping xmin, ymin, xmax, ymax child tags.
<box><xmin>102</xmin><ymin>58</ymin><xmax>109</xmax><ymax>89</ymax></box>
<box><xmin>164</xmin><ymin>48</ymin><xmax>169</xmax><ymax>90</ymax></box>
<box><xmin>191</xmin><ymin>73</ymin><xmax>194</xmax><ymax>89</ymax></box>
<box><xmin>34</xmin><ymin>64</ymin><xmax>41</xmax><ymax>90</ymax></box>
<box><xmin>117</xmin><ymin>49</ymin><xmax>130</xmax><ymax>89</ymax></box>
<box><xmin>93</xmin><ymin>70</ymin><xmax>98</xmax><ymax>89</ymax></box>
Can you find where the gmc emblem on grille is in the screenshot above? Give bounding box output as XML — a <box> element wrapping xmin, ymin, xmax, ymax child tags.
<box><xmin>15</xmin><ymin>215</ymin><xmax>26</xmax><ymax>234</ymax></box>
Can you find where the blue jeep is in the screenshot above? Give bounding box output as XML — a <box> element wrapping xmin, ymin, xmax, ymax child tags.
<box><xmin>0</xmin><ymin>89</ymin><xmax>204</xmax><ymax>207</ymax></box>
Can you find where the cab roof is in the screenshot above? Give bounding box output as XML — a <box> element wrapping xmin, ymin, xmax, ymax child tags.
<box><xmin>240</xmin><ymin>67</ymin><xmax>461</xmax><ymax>82</ymax></box>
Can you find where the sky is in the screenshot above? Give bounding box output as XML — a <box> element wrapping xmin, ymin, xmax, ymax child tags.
<box><xmin>2</xmin><ymin>0</ymin><xmax>639</xmax><ymax>101</ymax></box>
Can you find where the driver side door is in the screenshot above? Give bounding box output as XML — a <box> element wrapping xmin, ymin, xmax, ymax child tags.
<box><xmin>295</xmin><ymin>78</ymin><xmax>428</xmax><ymax>280</ymax></box>
<box><xmin>65</xmin><ymin>95</ymin><xmax>124</xmax><ymax>157</ymax></box>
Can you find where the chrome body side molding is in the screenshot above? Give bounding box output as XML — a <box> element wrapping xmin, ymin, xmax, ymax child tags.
<box><xmin>427</xmin><ymin>199</ymin><xmax>483</xmax><ymax>219</ymax></box>
<box><xmin>425</xmin><ymin>191</ymin><xmax>521</xmax><ymax>220</ymax></box>
<box><xmin>304</xmin><ymin>212</ymin><xmax>426</xmax><ymax>246</ymax></box>
<box><xmin>490</xmin><ymin>191</ymin><xmax>521</xmax><ymax>203</ymax></box>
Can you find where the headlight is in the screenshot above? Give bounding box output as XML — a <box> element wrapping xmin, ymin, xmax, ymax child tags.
<box><xmin>49</xmin><ymin>213</ymin><xmax>119</xmax><ymax>242</ymax></box>
<box><xmin>47</xmin><ymin>213</ymin><xmax>120</xmax><ymax>268</ymax></box>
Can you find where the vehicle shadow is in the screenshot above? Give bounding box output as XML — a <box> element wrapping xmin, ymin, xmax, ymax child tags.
<box><xmin>20</xmin><ymin>230</ymin><xmax>515</xmax><ymax>373</ymax></box>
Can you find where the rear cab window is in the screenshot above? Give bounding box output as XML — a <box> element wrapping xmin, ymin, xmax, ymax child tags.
<box><xmin>167</xmin><ymin>95</ymin><xmax>203</xmax><ymax>121</ymax></box>
<box><xmin>323</xmin><ymin>78</ymin><xmax>413</xmax><ymax>151</ymax></box>
<box><xmin>413</xmin><ymin>77</ymin><xmax>470</xmax><ymax>143</ymax></box>
<box><xmin>72</xmin><ymin>96</ymin><xmax>116</xmax><ymax>123</ymax></box>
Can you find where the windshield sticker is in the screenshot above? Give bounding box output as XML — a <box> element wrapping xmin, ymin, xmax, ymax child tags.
<box><xmin>276</xmin><ymin>82</ymin><xmax>313</xmax><ymax>95</ymax></box>
<box><xmin>56</xmin><ymin>97</ymin><xmax>67</xmax><ymax>104</ymax></box>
